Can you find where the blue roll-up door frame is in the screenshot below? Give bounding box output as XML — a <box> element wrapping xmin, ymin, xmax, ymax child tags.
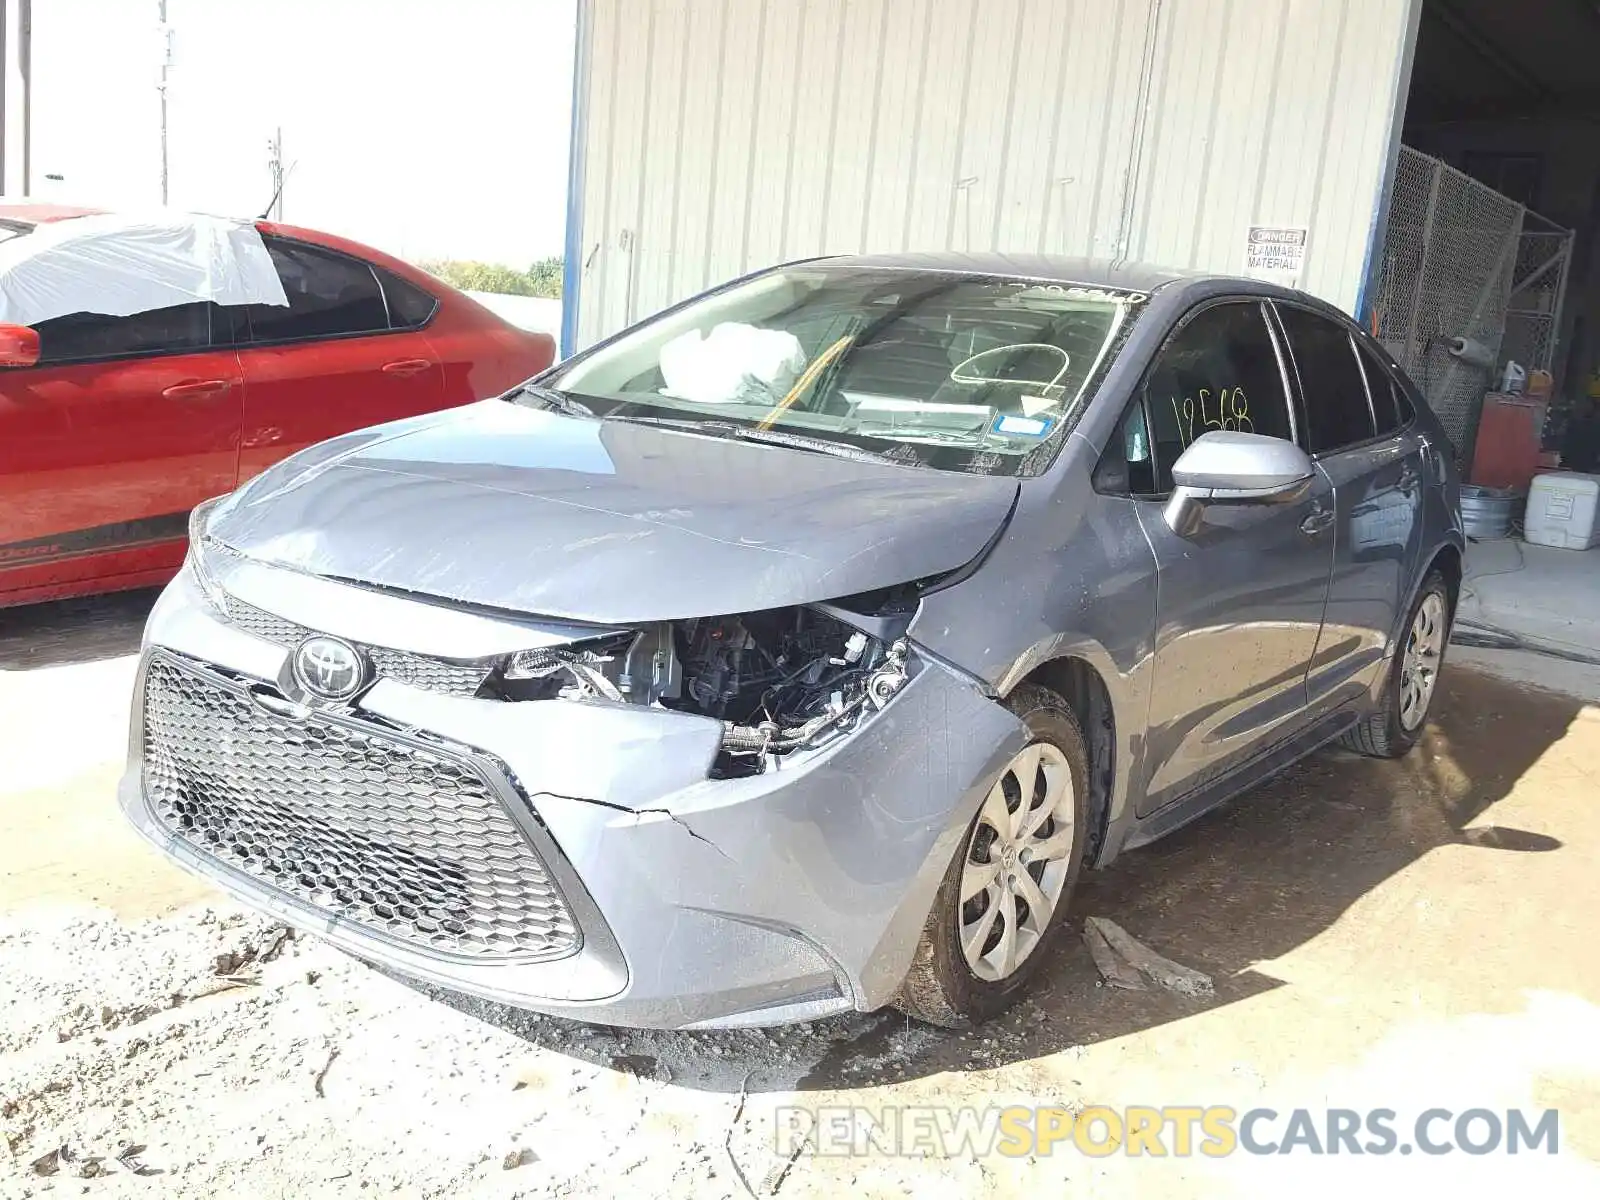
<box><xmin>1355</xmin><ymin>0</ymin><xmax>1425</xmax><ymax>328</ymax></box>
<box><xmin>559</xmin><ymin>0</ymin><xmax>592</xmax><ymax>360</ymax></box>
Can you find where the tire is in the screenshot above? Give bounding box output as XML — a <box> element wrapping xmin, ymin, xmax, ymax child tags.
<box><xmin>1340</xmin><ymin>569</ymin><xmax>1453</xmax><ymax>759</ymax></box>
<box><xmin>893</xmin><ymin>684</ymin><xmax>1092</xmax><ymax>1028</ymax></box>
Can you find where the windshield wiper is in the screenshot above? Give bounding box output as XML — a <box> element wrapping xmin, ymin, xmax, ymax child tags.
<box><xmin>502</xmin><ymin>382</ymin><xmax>596</xmax><ymax>419</ymax></box>
<box><xmin>727</xmin><ymin>424</ymin><xmax>892</xmax><ymax>462</ymax></box>
<box><xmin>871</xmin><ymin>430</ymin><xmax>1004</xmax><ymax>453</ymax></box>
<box><xmin>615</xmin><ymin>415</ymin><xmax>894</xmax><ymax>463</ymax></box>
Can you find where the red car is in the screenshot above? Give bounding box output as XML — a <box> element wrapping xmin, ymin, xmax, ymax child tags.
<box><xmin>0</xmin><ymin>206</ymin><xmax>556</xmax><ymax>608</ymax></box>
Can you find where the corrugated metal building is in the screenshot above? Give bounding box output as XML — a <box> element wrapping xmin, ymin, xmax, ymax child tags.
<box><xmin>562</xmin><ymin>0</ymin><xmax>1421</xmax><ymax>354</ymax></box>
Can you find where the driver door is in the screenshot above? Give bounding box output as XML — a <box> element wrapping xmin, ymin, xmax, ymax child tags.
<box><xmin>1123</xmin><ymin>300</ymin><xmax>1336</xmax><ymax>814</ymax></box>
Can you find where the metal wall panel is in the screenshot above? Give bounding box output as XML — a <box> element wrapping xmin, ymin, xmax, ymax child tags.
<box><xmin>572</xmin><ymin>0</ymin><xmax>1417</xmax><ymax>348</ymax></box>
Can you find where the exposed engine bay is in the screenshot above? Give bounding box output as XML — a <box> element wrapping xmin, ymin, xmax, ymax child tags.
<box><xmin>669</xmin><ymin>610</ymin><xmax>911</xmax><ymax>771</ymax></box>
<box><xmin>490</xmin><ymin>606</ymin><xmax>912</xmax><ymax>776</ymax></box>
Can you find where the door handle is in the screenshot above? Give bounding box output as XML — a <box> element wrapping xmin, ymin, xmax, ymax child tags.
<box><xmin>381</xmin><ymin>358</ymin><xmax>433</xmax><ymax>377</ymax></box>
<box><xmin>162</xmin><ymin>379</ymin><xmax>232</xmax><ymax>400</ymax></box>
<box><xmin>1300</xmin><ymin>503</ymin><xmax>1336</xmax><ymax>536</ymax></box>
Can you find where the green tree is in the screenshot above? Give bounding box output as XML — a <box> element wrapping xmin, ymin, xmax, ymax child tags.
<box><xmin>525</xmin><ymin>256</ymin><xmax>564</xmax><ymax>299</ymax></box>
<box><xmin>421</xmin><ymin>257</ymin><xmax>564</xmax><ymax>299</ymax></box>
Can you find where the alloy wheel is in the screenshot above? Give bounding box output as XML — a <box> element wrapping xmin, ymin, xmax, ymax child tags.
<box><xmin>1399</xmin><ymin>591</ymin><xmax>1446</xmax><ymax>731</ymax></box>
<box><xmin>958</xmin><ymin>741</ymin><xmax>1076</xmax><ymax>982</ymax></box>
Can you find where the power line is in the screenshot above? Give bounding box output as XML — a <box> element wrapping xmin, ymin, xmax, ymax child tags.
<box><xmin>157</xmin><ymin>0</ymin><xmax>172</xmax><ymax>204</ymax></box>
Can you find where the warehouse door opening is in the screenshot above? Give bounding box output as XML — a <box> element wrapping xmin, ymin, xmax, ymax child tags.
<box><xmin>1388</xmin><ymin>0</ymin><xmax>1600</xmax><ymax>663</ymax></box>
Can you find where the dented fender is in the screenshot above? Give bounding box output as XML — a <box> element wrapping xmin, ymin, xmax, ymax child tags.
<box><xmin>528</xmin><ymin>654</ymin><xmax>1029</xmax><ymax>1014</ymax></box>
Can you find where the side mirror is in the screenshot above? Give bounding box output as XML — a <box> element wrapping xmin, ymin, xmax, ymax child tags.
<box><xmin>1164</xmin><ymin>430</ymin><xmax>1314</xmax><ymax>536</ymax></box>
<box><xmin>0</xmin><ymin>324</ymin><xmax>40</xmax><ymax>368</ymax></box>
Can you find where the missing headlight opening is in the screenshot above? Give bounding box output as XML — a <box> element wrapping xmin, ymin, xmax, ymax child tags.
<box><xmin>674</xmin><ymin>609</ymin><xmax>910</xmax><ymax>776</ymax></box>
<box><xmin>489</xmin><ymin>606</ymin><xmax>911</xmax><ymax>777</ymax></box>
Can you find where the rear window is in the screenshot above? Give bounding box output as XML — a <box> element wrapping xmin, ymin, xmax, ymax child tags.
<box><xmin>1356</xmin><ymin>344</ymin><xmax>1413</xmax><ymax>435</ymax></box>
<box><xmin>246</xmin><ymin>238</ymin><xmax>390</xmax><ymax>343</ymax></box>
<box><xmin>379</xmin><ymin>269</ymin><xmax>439</xmax><ymax>328</ymax></box>
<box><xmin>1276</xmin><ymin>305</ymin><xmax>1375</xmax><ymax>454</ymax></box>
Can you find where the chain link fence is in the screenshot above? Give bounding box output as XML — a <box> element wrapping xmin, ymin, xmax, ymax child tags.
<box><xmin>1370</xmin><ymin>146</ymin><xmax>1529</xmax><ymax>453</ymax></box>
<box><xmin>1501</xmin><ymin>213</ymin><xmax>1574</xmax><ymax>380</ymax></box>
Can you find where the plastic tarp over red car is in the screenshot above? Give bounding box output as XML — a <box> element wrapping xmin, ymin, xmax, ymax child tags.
<box><xmin>0</xmin><ymin>212</ymin><xmax>289</xmax><ymax>326</ymax></box>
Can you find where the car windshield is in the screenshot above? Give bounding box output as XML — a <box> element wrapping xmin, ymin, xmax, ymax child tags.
<box><xmin>531</xmin><ymin>266</ymin><xmax>1141</xmax><ymax>476</ymax></box>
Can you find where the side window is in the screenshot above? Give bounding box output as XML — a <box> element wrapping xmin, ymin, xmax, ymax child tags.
<box><xmin>1393</xmin><ymin>376</ymin><xmax>1417</xmax><ymax>424</ymax></box>
<box><xmin>378</xmin><ymin>269</ymin><xmax>440</xmax><ymax>329</ymax></box>
<box><xmin>246</xmin><ymin>238</ymin><xmax>390</xmax><ymax>343</ymax></box>
<box><xmin>33</xmin><ymin>302</ymin><xmax>211</xmax><ymax>365</ymax></box>
<box><xmin>1276</xmin><ymin>305</ymin><xmax>1376</xmax><ymax>454</ymax></box>
<box><xmin>1140</xmin><ymin>302</ymin><xmax>1295</xmax><ymax>495</ymax></box>
<box><xmin>1121</xmin><ymin>400</ymin><xmax>1156</xmax><ymax>495</ymax></box>
<box><xmin>1095</xmin><ymin>399</ymin><xmax>1156</xmax><ymax>496</ymax></box>
<box><xmin>1355</xmin><ymin>343</ymin><xmax>1412</xmax><ymax>435</ymax></box>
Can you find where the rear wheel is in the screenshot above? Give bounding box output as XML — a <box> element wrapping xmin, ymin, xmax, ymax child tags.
<box><xmin>1341</xmin><ymin>569</ymin><xmax>1452</xmax><ymax>758</ymax></box>
<box><xmin>894</xmin><ymin>685</ymin><xmax>1090</xmax><ymax>1027</ymax></box>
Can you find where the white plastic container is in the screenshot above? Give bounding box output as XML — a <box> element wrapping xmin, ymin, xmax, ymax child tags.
<box><xmin>1523</xmin><ymin>472</ymin><xmax>1600</xmax><ymax>550</ymax></box>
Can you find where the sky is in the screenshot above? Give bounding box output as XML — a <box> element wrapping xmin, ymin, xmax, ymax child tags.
<box><xmin>29</xmin><ymin>0</ymin><xmax>577</xmax><ymax>268</ymax></box>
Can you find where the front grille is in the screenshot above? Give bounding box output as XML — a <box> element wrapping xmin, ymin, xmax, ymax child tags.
<box><xmin>366</xmin><ymin>646</ymin><xmax>492</xmax><ymax>695</ymax></box>
<box><xmin>141</xmin><ymin>654</ymin><xmax>580</xmax><ymax>960</ymax></box>
<box><xmin>224</xmin><ymin>598</ymin><xmax>493</xmax><ymax>698</ymax></box>
<box><xmin>225</xmin><ymin>600</ymin><xmax>305</xmax><ymax>647</ymax></box>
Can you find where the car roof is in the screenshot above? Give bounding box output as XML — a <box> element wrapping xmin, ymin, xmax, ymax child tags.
<box><xmin>0</xmin><ymin>208</ymin><xmax>365</xmax><ymax>255</ymax></box>
<box><xmin>0</xmin><ymin>207</ymin><xmax>431</xmax><ymax>286</ymax></box>
<box><xmin>0</xmin><ymin>203</ymin><xmax>104</xmax><ymax>228</ymax></box>
<box><xmin>815</xmin><ymin>251</ymin><xmax>1210</xmax><ymax>294</ymax></box>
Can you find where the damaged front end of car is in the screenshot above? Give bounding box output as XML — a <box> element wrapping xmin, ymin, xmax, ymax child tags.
<box><xmin>123</xmin><ymin>445</ymin><xmax>1032</xmax><ymax>1027</ymax></box>
<box><xmin>122</xmin><ymin>536</ymin><xmax>1037</xmax><ymax>1029</ymax></box>
<box><xmin>483</xmin><ymin>600</ymin><xmax>914</xmax><ymax>778</ymax></box>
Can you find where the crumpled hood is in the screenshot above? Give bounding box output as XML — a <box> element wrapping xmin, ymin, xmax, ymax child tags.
<box><xmin>212</xmin><ymin>400</ymin><xmax>1019</xmax><ymax>624</ymax></box>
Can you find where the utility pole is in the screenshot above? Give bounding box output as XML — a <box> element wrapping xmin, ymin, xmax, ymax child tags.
<box><xmin>157</xmin><ymin>0</ymin><xmax>170</xmax><ymax>204</ymax></box>
<box><xmin>1</xmin><ymin>0</ymin><xmax>8</xmax><ymax>195</ymax></box>
<box><xmin>20</xmin><ymin>0</ymin><xmax>28</xmax><ymax>196</ymax></box>
<box><xmin>1</xmin><ymin>0</ymin><xmax>34</xmax><ymax>197</ymax></box>
<box><xmin>266</xmin><ymin>126</ymin><xmax>283</xmax><ymax>220</ymax></box>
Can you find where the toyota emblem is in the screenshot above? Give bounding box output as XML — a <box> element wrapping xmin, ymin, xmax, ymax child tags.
<box><xmin>292</xmin><ymin>635</ymin><xmax>368</xmax><ymax>701</ymax></box>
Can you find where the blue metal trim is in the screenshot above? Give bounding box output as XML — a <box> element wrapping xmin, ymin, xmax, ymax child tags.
<box><xmin>559</xmin><ymin>0</ymin><xmax>591</xmax><ymax>360</ymax></box>
<box><xmin>1355</xmin><ymin>0</ymin><xmax>1425</xmax><ymax>325</ymax></box>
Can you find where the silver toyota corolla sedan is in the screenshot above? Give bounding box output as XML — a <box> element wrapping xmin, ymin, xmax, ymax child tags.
<box><xmin>121</xmin><ymin>254</ymin><xmax>1462</xmax><ymax>1029</ymax></box>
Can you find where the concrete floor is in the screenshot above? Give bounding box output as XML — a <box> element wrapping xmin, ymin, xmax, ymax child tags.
<box><xmin>3</xmin><ymin>590</ymin><xmax>1600</xmax><ymax>1195</ymax></box>
<box><xmin>1462</xmin><ymin>538</ymin><xmax>1600</xmax><ymax>658</ymax></box>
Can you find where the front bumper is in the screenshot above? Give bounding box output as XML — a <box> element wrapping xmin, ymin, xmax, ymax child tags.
<box><xmin>120</xmin><ymin>563</ymin><xmax>1027</xmax><ymax>1028</ymax></box>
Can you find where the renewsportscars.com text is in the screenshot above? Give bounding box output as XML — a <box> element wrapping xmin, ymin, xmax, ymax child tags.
<box><xmin>775</xmin><ymin>1104</ymin><xmax>1560</xmax><ymax>1159</ymax></box>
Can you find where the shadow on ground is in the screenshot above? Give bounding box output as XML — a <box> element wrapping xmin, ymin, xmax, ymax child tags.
<box><xmin>412</xmin><ymin>667</ymin><xmax>1582</xmax><ymax>1092</ymax></box>
<box><xmin>0</xmin><ymin>589</ymin><xmax>159</xmax><ymax>670</ymax></box>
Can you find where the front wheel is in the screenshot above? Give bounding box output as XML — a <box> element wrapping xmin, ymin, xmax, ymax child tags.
<box><xmin>893</xmin><ymin>684</ymin><xmax>1090</xmax><ymax>1027</ymax></box>
<box><xmin>1341</xmin><ymin>569</ymin><xmax>1452</xmax><ymax>758</ymax></box>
